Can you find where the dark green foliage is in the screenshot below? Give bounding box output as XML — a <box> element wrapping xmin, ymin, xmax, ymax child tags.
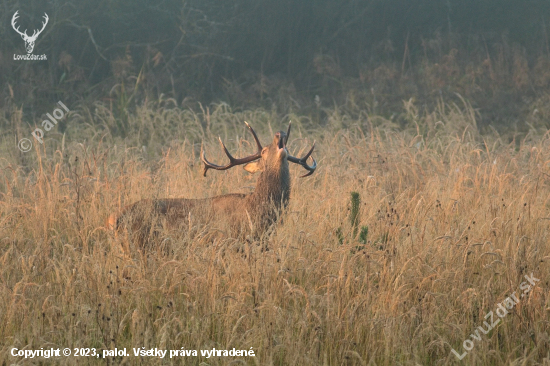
<box><xmin>3</xmin><ymin>0</ymin><xmax>550</xmax><ymax>129</ymax></box>
<box><xmin>351</xmin><ymin>227</ymin><xmax>369</xmax><ymax>254</ymax></box>
<box><xmin>350</xmin><ymin>192</ymin><xmax>360</xmax><ymax>239</ymax></box>
<box><xmin>359</xmin><ymin>226</ymin><xmax>369</xmax><ymax>245</ymax></box>
<box><xmin>335</xmin><ymin>227</ymin><xmax>344</xmax><ymax>246</ymax></box>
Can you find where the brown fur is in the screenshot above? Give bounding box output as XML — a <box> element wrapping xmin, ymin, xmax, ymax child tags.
<box><xmin>108</xmin><ymin>129</ymin><xmax>306</xmax><ymax>250</ymax></box>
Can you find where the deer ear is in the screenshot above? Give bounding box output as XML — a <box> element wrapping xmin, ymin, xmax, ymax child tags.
<box><xmin>243</xmin><ymin>161</ymin><xmax>263</xmax><ymax>174</ymax></box>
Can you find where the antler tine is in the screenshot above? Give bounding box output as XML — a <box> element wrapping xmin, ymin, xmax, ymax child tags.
<box><xmin>11</xmin><ymin>10</ymin><xmax>18</xmax><ymax>27</ymax></box>
<box><xmin>11</xmin><ymin>11</ymin><xmax>27</xmax><ymax>37</ymax></box>
<box><xmin>218</xmin><ymin>137</ymin><xmax>236</xmax><ymax>162</ymax></box>
<box><xmin>285</xmin><ymin>121</ymin><xmax>291</xmax><ymax>145</ymax></box>
<box><xmin>287</xmin><ymin>141</ymin><xmax>317</xmax><ymax>178</ymax></box>
<box><xmin>30</xmin><ymin>13</ymin><xmax>48</xmax><ymax>39</ymax></box>
<box><xmin>39</xmin><ymin>13</ymin><xmax>48</xmax><ymax>32</ymax></box>
<box><xmin>201</xmin><ymin>122</ymin><xmax>263</xmax><ymax>176</ymax></box>
<box><xmin>245</xmin><ymin>121</ymin><xmax>263</xmax><ymax>152</ymax></box>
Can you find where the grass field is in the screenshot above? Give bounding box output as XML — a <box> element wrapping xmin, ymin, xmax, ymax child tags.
<box><xmin>1</xmin><ymin>99</ymin><xmax>549</xmax><ymax>365</ymax></box>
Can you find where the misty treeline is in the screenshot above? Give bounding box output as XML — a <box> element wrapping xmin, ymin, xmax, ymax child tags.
<box><xmin>2</xmin><ymin>0</ymin><xmax>550</xmax><ymax>128</ymax></box>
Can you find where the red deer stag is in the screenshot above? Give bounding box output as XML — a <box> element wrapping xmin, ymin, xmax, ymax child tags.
<box><xmin>107</xmin><ymin>122</ymin><xmax>316</xmax><ymax>249</ymax></box>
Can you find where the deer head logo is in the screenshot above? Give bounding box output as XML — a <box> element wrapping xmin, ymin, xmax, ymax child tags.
<box><xmin>11</xmin><ymin>11</ymin><xmax>49</xmax><ymax>54</ymax></box>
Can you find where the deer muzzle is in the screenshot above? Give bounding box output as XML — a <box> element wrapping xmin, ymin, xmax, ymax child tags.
<box><xmin>275</xmin><ymin>132</ymin><xmax>288</xmax><ymax>158</ymax></box>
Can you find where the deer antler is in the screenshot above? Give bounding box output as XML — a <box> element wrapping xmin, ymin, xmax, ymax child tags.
<box><xmin>29</xmin><ymin>13</ymin><xmax>49</xmax><ymax>40</ymax></box>
<box><xmin>285</xmin><ymin>121</ymin><xmax>291</xmax><ymax>145</ymax></box>
<box><xmin>201</xmin><ymin>122</ymin><xmax>263</xmax><ymax>176</ymax></box>
<box><xmin>11</xmin><ymin>11</ymin><xmax>27</xmax><ymax>38</ymax></box>
<box><xmin>284</xmin><ymin>121</ymin><xmax>317</xmax><ymax>177</ymax></box>
<box><xmin>287</xmin><ymin>142</ymin><xmax>317</xmax><ymax>177</ymax></box>
<box><xmin>11</xmin><ymin>11</ymin><xmax>48</xmax><ymax>40</ymax></box>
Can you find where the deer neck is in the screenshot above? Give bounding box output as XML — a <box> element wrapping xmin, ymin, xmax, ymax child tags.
<box><xmin>247</xmin><ymin>165</ymin><xmax>291</xmax><ymax>214</ymax></box>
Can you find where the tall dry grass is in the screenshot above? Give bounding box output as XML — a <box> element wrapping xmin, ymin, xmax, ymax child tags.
<box><xmin>0</xmin><ymin>99</ymin><xmax>549</xmax><ymax>365</ymax></box>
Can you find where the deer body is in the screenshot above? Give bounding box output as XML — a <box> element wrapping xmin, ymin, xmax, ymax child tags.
<box><xmin>108</xmin><ymin>123</ymin><xmax>314</xmax><ymax>248</ymax></box>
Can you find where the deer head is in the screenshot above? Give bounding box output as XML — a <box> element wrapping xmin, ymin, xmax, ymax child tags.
<box><xmin>201</xmin><ymin>122</ymin><xmax>315</xmax><ymax>175</ymax></box>
<box><xmin>12</xmin><ymin>11</ymin><xmax>49</xmax><ymax>54</ymax></box>
<box><xmin>201</xmin><ymin>122</ymin><xmax>316</xmax><ymax>211</ymax></box>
